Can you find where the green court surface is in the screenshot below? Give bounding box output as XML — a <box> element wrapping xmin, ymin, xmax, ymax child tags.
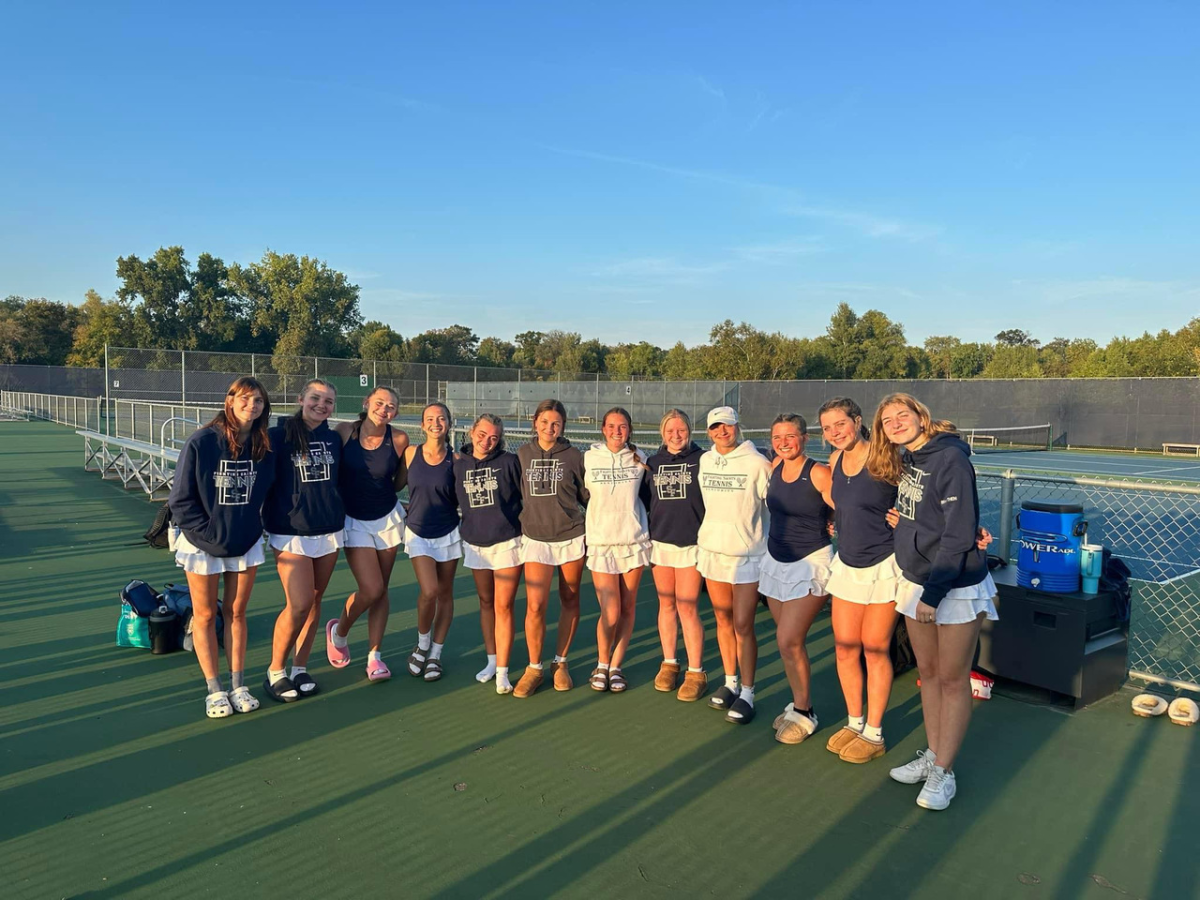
<box><xmin>1</xmin><ymin>420</ymin><xmax>1198</xmax><ymax>899</ymax></box>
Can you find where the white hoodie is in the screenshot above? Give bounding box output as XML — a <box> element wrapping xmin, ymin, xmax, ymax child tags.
<box><xmin>583</xmin><ymin>442</ymin><xmax>650</xmax><ymax>549</ymax></box>
<box><xmin>697</xmin><ymin>440</ymin><xmax>771</xmax><ymax>558</ymax></box>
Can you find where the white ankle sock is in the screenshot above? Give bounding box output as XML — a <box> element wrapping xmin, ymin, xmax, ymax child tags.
<box><xmin>864</xmin><ymin>725</ymin><xmax>883</xmax><ymax>743</ymax></box>
<box><xmin>738</xmin><ymin>684</ymin><xmax>755</xmax><ymax>705</ymax></box>
<box><xmin>664</xmin><ymin>658</ymin><xmax>678</xmax><ymax>665</ymax></box>
<box><xmin>724</xmin><ymin>674</ymin><xmax>739</xmax><ymax>692</ymax></box>
<box><xmin>495</xmin><ymin>667</ymin><xmax>512</xmax><ymax>693</ymax></box>
<box><xmin>528</xmin><ymin>661</ymin><xmax>544</xmax><ymax>670</ymax></box>
<box><xmin>429</xmin><ymin>641</ymin><xmax>443</xmax><ymax>660</ymax></box>
<box><xmin>330</xmin><ymin>624</ymin><xmax>349</xmax><ymax>649</ymax></box>
<box><xmin>268</xmin><ymin>669</ymin><xmax>288</xmax><ymax>685</ymax></box>
<box><xmin>553</xmin><ymin>655</ymin><xmax>567</xmax><ymax>664</ymax></box>
<box><xmin>476</xmin><ymin>654</ymin><xmax>498</xmax><ymax>683</ymax></box>
<box><xmin>688</xmin><ymin>666</ymin><xmax>703</xmax><ymax>673</ymax></box>
<box><xmin>289</xmin><ymin>665</ymin><xmax>307</xmax><ymax>681</ymax></box>
<box><xmin>848</xmin><ymin>715</ymin><xmax>865</xmax><ymax>731</ymax></box>
<box><xmin>418</xmin><ymin>631</ymin><xmax>431</xmax><ymax>652</ymax></box>
<box><xmin>597</xmin><ymin>662</ymin><xmax>610</xmax><ymax>671</ymax></box>
<box><xmin>368</xmin><ymin>651</ymin><xmax>382</xmax><ymax>664</ymax></box>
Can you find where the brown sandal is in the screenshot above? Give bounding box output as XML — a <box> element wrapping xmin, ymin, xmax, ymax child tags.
<box><xmin>423</xmin><ymin>658</ymin><xmax>443</xmax><ymax>682</ymax></box>
<box><xmin>608</xmin><ymin>669</ymin><xmax>627</xmax><ymax>693</ymax></box>
<box><xmin>407</xmin><ymin>644</ymin><xmax>428</xmax><ymax>677</ymax></box>
<box><xmin>589</xmin><ymin>667</ymin><xmax>609</xmax><ymax>691</ymax></box>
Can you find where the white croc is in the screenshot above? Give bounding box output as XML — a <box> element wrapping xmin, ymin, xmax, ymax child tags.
<box><xmin>1131</xmin><ymin>693</ymin><xmax>1168</xmax><ymax>718</ymax></box>
<box><xmin>229</xmin><ymin>685</ymin><xmax>260</xmax><ymax>714</ymax></box>
<box><xmin>1167</xmin><ymin>697</ymin><xmax>1199</xmax><ymax>726</ymax></box>
<box><xmin>205</xmin><ymin>691</ymin><xmax>233</xmax><ymax>719</ymax></box>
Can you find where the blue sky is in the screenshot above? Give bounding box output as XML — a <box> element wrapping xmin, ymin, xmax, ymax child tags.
<box><xmin>2</xmin><ymin>1</ymin><xmax>1197</xmax><ymax>348</ymax></box>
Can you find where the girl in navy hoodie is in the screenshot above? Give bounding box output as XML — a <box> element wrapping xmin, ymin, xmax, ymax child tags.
<box><xmin>262</xmin><ymin>379</ymin><xmax>344</xmax><ymax>703</ymax></box>
<box><xmin>646</xmin><ymin>409</ymin><xmax>707</xmax><ymax>701</ymax></box>
<box><xmin>169</xmin><ymin>376</ymin><xmax>275</xmax><ymax>719</ymax></box>
<box><xmin>403</xmin><ymin>402</ymin><xmax>462</xmax><ymax>682</ymax></box>
<box><xmin>326</xmin><ymin>386</ymin><xmax>410</xmax><ymax>681</ymax></box>
<box><xmin>454</xmin><ymin>414</ymin><xmax>524</xmax><ymax>694</ymax></box>
<box><xmin>869</xmin><ymin>392</ymin><xmax>997</xmax><ymax>812</ymax></box>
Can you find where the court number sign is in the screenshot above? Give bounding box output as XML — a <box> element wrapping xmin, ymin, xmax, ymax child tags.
<box><xmin>360</xmin><ymin>375</ymin><xmax>369</xmax><ymax>387</ymax></box>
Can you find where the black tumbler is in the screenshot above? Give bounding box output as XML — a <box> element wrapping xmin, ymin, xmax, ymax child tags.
<box><xmin>149</xmin><ymin>605</ymin><xmax>179</xmax><ymax>655</ymax></box>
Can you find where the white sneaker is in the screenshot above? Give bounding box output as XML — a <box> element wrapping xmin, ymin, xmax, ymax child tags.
<box><xmin>916</xmin><ymin>766</ymin><xmax>957</xmax><ymax>810</ymax></box>
<box><xmin>889</xmin><ymin>748</ymin><xmax>936</xmax><ymax>784</ymax></box>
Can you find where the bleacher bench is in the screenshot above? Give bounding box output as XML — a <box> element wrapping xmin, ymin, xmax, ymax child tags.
<box><xmin>77</xmin><ymin>430</ymin><xmax>178</xmax><ymax>498</ymax></box>
<box><xmin>1162</xmin><ymin>442</ymin><xmax>1200</xmax><ymax>458</ymax></box>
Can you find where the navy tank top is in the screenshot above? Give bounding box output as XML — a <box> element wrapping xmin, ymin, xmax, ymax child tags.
<box><xmin>340</xmin><ymin>423</ymin><xmax>399</xmax><ymax>521</ymax></box>
<box><xmin>830</xmin><ymin>452</ymin><xmax>898</xmax><ymax>568</ymax></box>
<box><xmin>766</xmin><ymin>457</ymin><xmax>832</xmax><ymax>563</ymax></box>
<box><xmin>405</xmin><ymin>444</ymin><xmax>459</xmax><ymax>539</ymax></box>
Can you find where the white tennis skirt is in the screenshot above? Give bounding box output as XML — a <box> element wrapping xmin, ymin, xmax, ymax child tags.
<box><xmin>463</xmin><ymin>536</ymin><xmax>524</xmax><ymax>571</ymax></box>
<box><xmin>651</xmin><ymin>541</ymin><xmax>699</xmax><ymax>569</ymax></box>
<box><xmin>697</xmin><ymin>548</ymin><xmax>763</xmax><ymax>585</ymax></box>
<box><xmin>826</xmin><ymin>552</ymin><xmax>903</xmax><ymax>605</ymax></box>
<box><xmin>760</xmin><ymin>544</ymin><xmax>834</xmax><ymax>602</ymax></box>
<box><xmin>268</xmin><ymin>531</ymin><xmax>344</xmax><ymax>558</ymax></box>
<box><xmin>344</xmin><ymin>502</ymin><xmax>406</xmax><ymax>551</ymax></box>
<box><xmin>895</xmin><ymin>572</ymin><xmax>999</xmax><ymax>625</ymax></box>
<box><xmin>404</xmin><ymin>526</ymin><xmax>463</xmax><ymax>562</ymax></box>
<box><xmin>587</xmin><ymin>540</ymin><xmax>652</xmax><ymax>575</ymax></box>
<box><xmin>522</xmin><ymin>535</ymin><xmax>587</xmax><ymax>567</ymax></box>
<box><xmin>171</xmin><ymin>527</ymin><xmax>265</xmax><ymax>575</ymax></box>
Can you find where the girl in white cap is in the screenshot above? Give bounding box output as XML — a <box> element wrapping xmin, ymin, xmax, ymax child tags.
<box><xmin>696</xmin><ymin>406</ymin><xmax>772</xmax><ymax>724</ymax></box>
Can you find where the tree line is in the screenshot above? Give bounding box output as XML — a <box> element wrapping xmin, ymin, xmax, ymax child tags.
<box><xmin>3</xmin><ymin>245</ymin><xmax>1199</xmax><ymax>380</ymax></box>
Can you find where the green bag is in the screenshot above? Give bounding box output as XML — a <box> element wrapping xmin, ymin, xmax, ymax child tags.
<box><xmin>116</xmin><ymin>604</ymin><xmax>151</xmax><ymax>649</ymax></box>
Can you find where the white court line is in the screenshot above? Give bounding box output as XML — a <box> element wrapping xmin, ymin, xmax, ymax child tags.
<box><xmin>1129</xmin><ymin>464</ymin><xmax>1200</xmax><ymax>477</ymax></box>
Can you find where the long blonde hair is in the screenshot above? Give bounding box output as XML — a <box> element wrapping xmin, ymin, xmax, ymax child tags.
<box><xmin>659</xmin><ymin>408</ymin><xmax>692</xmax><ymax>447</ymax></box>
<box><xmin>866</xmin><ymin>392</ymin><xmax>957</xmax><ymax>485</ymax></box>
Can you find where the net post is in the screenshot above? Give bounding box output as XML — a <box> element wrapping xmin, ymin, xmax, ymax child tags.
<box><xmin>998</xmin><ymin>471</ymin><xmax>1015</xmax><ymax>563</ymax></box>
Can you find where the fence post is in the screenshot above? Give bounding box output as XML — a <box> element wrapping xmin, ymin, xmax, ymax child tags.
<box><xmin>181</xmin><ymin>349</ymin><xmax>187</xmax><ymax>405</ymax></box>
<box><xmin>595</xmin><ymin>373</ymin><xmax>600</xmax><ymax>424</ymax></box>
<box><xmin>473</xmin><ymin>366</ymin><xmax>478</xmax><ymax>419</ymax></box>
<box><xmin>425</xmin><ymin>364</ymin><xmax>430</xmax><ymax>406</ymax></box>
<box><xmin>517</xmin><ymin>368</ymin><xmax>522</xmax><ymax>420</ymax></box>
<box><xmin>373</xmin><ymin>360</ymin><xmax>377</xmax><ymax>388</ymax></box>
<box><xmin>998</xmin><ymin>471</ymin><xmax>1015</xmax><ymax>562</ymax></box>
<box><xmin>315</xmin><ymin>357</ymin><xmax>319</xmax><ymax>379</ymax></box>
<box><xmin>104</xmin><ymin>343</ymin><xmax>111</xmax><ymax>436</ymax></box>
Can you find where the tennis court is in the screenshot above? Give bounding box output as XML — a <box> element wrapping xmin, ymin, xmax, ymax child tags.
<box><xmin>2</xmin><ymin>419</ymin><xmax>1199</xmax><ymax>899</ymax></box>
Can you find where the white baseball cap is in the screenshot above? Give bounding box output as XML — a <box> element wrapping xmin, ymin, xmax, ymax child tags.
<box><xmin>707</xmin><ymin>406</ymin><xmax>739</xmax><ymax>428</ymax></box>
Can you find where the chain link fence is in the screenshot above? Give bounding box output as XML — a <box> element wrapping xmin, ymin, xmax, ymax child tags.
<box><xmin>978</xmin><ymin>468</ymin><xmax>1200</xmax><ymax>691</ymax></box>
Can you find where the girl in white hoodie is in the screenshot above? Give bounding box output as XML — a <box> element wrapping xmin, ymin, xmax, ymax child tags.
<box><xmin>697</xmin><ymin>406</ymin><xmax>772</xmax><ymax>725</ymax></box>
<box><xmin>585</xmin><ymin>407</ymin><xmax>652</xmax><ymax>693</ymax></box>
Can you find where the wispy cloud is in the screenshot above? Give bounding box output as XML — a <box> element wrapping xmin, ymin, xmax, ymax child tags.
<box><xmin>733</xmin><ymin>236</ymin><xmax>827</xmax><ymax>264</ymax></box>
<box><xmin>694</xmin><ymin>74</ymin><xmax>726</xmax><ymax>104</ymax></box>
<box><xmin>537</xmin><ymin>144</ymin><xmax>937</xmax><ymax>242</ymax></box>
<box><xmin>786</xmin><ymin>205</ymin><xmax>940</xmax><ymax>242</ymax></box>
<box><xmin>592</xmin><ymin>257</ymin><xmax>727</xmax><ymax>287</ymax></box>
<box><xmin>1015</xmin><ymin>277</ymin><xmax>1200</xmax><ymax>307</ymax></box>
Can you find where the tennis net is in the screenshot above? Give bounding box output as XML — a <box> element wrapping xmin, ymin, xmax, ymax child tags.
<box><xmin>960</xmin><ymin>423</ymin><xmax>1053</xmax><ymax>453</ymax></box>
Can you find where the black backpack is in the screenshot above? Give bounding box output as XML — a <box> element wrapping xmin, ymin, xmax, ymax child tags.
<box><xmin>144</xmin><ymin>502</ymin><xmax>172</xmax><ymax>549</ymax></box>
<box><xmin>1100</xmin><ymin>551</ymin><xmax>1133</xmax><ymax>622</ymax></box>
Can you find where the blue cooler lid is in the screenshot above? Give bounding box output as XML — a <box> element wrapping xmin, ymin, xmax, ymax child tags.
<box><xmin>1021</xmin><ymin>501</ymin><xmax>1083</xmax><ymax>514</ymax></box>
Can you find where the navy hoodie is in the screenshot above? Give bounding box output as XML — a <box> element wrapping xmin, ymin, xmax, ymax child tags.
<box><xmin>893</xmin><ymin>432</ymin><xmax>988</xmax><ymax>607</ymax></box>
<box><xmin>169</xmin><ymin>425</ymin><xmax>276</xmax><ymax>557</ymax></box>
<box><xmin>264</xmin><ymin>420</ymin><xmax>345</xmax><ymax>536</ymax></box>
<box><xmin>453</xmin><ymin>445</ymin><xmax>523</xmax><ymax>547</ymax></box>
<box><xmin>646</xmin><ymin>442</ymin><xmax>706</xmax><ymax>547</ymax></box>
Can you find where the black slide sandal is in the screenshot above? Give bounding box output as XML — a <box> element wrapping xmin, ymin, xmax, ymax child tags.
<box><xmin>263</xmin><ymin>675</ymin><xmax>299</xmax><ymax>703</ymax></box>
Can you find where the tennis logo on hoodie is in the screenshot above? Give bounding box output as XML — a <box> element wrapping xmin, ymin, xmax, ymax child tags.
<box><xmin>464</xmin><ymin>467</ymin><xmax>500</xmax><ymax>507</ymax></box>
<box><xmin>591</xmin><ymin>466</ymin><xmax>642</xmax><ymax>485</ymax></box>
<box><xmin>527</xmin><ymin>459</ymin><xmax>563</xmax><ymax>497</ymax></box>
<box><xmin>213</xmin><ymin>460</ymin><xmax>256</xmax><ymax>505</ymax></box>
<box><xmin>654</xmin><ymin>464</ymin><xmax>693</xmax><ymax>500</ymax></box>
<box><xmin>294</xmin><ymin>443</ymin><xmax>335</xmax><ymax>483</ymax></box>
<box><xmin>700</xmin><ymin>472</ymin><xmax>748</xmax><ymax>492</ymax></box>
<box><xmin>896</xmin><ymin>466</ymin><xmax>928</xmax><ymax>520</ymax></box>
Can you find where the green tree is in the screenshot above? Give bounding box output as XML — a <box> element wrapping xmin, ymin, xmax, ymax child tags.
<box><xmin>924</xmin><ymin>336</ymin><xmax>961</xmax><ymax>379</ymax></box>
<box><xmin>116</xmin><ymin>246</ymin><xmax>194</xmax><ymax>348</ymax></box>
<box><xmin>949</xmin><ymin>342</ymin><xmax>992</xmax><ymax>378</ymax></box>
<box><xmin>68</xmin><ymin>289</ymin><xmax>137</xmax><ymax>366</ymax></box>
<box><xmin>824</xmin><ymin>303</ymin><xmax>863</xmax><ymax>378</ymax></box>
<box><xmin>606</xmin><ymin>341</ymin><xmax>665</xmax><ymax>378</ymax></box>
<box><xmin>477</xmin><ymin>337</ymin><xmax>516</xmax><ymax>367</ymax></box>
<box><xmin>353</xmin><ymin>321</ymin><xmax>407</xmax><ymax>362</ymax></box>
<box><xmin>230</xmin><ymin>250</ymin><xmax>362</xmax><ymax>358</ymax></box>
<box><xmin>995</xmin><ymin>328</ymin><xmax>1038</xmax><ymax>347</ymax></box>
<box><xmin>982</xmin><ymin>345</ymin><xmax>1043</xmax><ymax>378</ymax></box>
<box><xmin>408</xmin><ymin>324</ymin><xmax>479</xmax><ymax>365</ymax></box>
<box><xmin>512</xmin><ymin>331</ymin><xmax>545</xmax><ymax>369</ymax></box>
<box><xmin>0</xmin><ymin>296</ymin><xmax>82</xmax><ymax>365</ymax></box>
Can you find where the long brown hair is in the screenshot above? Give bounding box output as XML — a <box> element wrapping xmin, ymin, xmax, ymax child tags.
<box><xmin>284</xmin><ymin>379</ymin><xmax>336</xmax><ymax>458</ymax></box>
<box><xmin>866</xmin><ymin>392</ymin><xmax>957</xmax><ymax>485</ymax></box>
<box><xmin>817</xmin><ymin>397</ymin><xmax>870</xmax><ymax>442</ymax></box>
<box><xmin>533</xmin><ymin>398</ymin><xmax>567</xmax><ymax>426</ymax></box>
<box><xmin>354</xmin><ymin>385</ymin><xmax>400</xmax><ymax>437</ymax></box>
<box><xmin>206</xmin><ymin>376</ymin><xmax>272</xmax><ymax>461</ymax></box>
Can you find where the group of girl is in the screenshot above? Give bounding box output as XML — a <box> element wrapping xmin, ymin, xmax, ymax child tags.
<box><xmin>169</xmin><ymin>377</ymin><xmax>996</xmax><ymax>811</ymax></box>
